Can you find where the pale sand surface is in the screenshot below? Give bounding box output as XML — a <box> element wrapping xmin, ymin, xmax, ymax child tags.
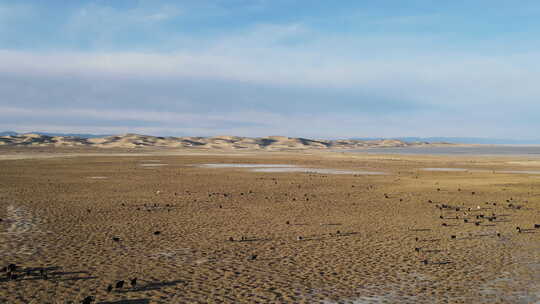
<box><xmin>0</xmin><ymin>149</ymin><xmax>540</xmax><ymax>303</ymax></box>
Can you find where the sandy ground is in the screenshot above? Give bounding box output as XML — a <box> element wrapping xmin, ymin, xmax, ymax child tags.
<box><xmin>0</xmin><ymin>149</ymin><xmax>539</xmax><ymax>303</ymax></box>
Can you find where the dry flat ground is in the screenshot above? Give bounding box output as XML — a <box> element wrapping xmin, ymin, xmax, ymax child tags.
<box><xmin>0</xmin><ymin>149</ymin><xmax>539</xmax><ymax>303</ymax></box>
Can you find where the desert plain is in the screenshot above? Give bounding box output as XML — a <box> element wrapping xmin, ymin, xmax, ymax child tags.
<box><xmin>1</xmin><ymin>147</ymin><xmax>540</xmax><ymax>303</ymax></box>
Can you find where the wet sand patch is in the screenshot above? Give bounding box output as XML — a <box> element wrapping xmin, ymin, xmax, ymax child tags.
<box><xmin>198</xmin><ymin>163</ymin><xmax>296</xmax><ymax>168</ymax></box>
<box><xmin>139</xmin><ymin>163</ymin><xmax>168</xmax><ymax>167</ymax></box>
<box><xmin>422</xmin><ymin>167</ymin><xmax>540</xmax><ymax>175</ymax></box>
<box><xmin>422</xmin><ymin>168</ymin><xmax>469</xmax><ymax>172</ymax></box>
<box><xmin>497</xmin><ymin>170</ymin><xmax>540</xmax><ymax>175</ymax></box>
<box><xmin>197</xmin><ymin>163</ymin><xmax>387</xmax><ymax>175</ymax></box>
<box><xmin>250</xmin><ymin>167</ymin><xmax>387</xmax><ymax>175</ymax></box>
<box><xmin>1</xmin><ymin>205</ymin><xmax>45</xmax><ymax>257</ymax></box>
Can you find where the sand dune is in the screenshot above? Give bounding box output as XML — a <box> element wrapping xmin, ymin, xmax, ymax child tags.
<box><xmin>0</xmin><ymin>133</ymin><xmax>442</xmax><ymax>150</ymax></box>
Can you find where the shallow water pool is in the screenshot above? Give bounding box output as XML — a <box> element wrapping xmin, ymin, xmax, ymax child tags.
<box><xmin>250</xmin><ymin>167</ymin><xmax>387</xmax><ymax>175</ymax></box>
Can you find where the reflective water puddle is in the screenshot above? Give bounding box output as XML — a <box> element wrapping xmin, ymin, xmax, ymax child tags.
<box><xmin>498</xmin><ymin>170</ymin><xmax>540</xmax><ymax>175</ymax></box>
<box><xmin>422</xmin><ymin>168</ymin><xmax>469</xmax><ymax>172</ymax></box>
<box><xmin>422</xmin><ymin>168</ymin><xmax>540</xmax><ymax>175</ymax></box>
<box><xmin>197</xmin><ymin>164</ymin><xmax>386</xmax><ymax>175</ymax></box>
<box><xmin>198</xmin><ymin>163</ymin><xmax>296</xmax><ymax>168</ymax></box>
<box><xmin>250</xmin><ymin>167</ymin><xmax>387</xmax><ymax>175</ymax></box>
<box><xmin>139</xmin><ymin>163</ymin><xmax>168</xmax><ymax>167</ymax></box>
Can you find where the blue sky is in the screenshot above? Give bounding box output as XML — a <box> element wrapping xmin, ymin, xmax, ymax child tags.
<box><xmin>1</xmin><ymin>0</ymin><xmax>540</xmax><ymax>138</ymax></box>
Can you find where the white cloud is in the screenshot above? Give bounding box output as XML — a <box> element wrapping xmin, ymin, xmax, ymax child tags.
<box><xmin>1</xmin><ymin>46</ymin><xmax>539</xmax><ymax>110</ymax></box>
<box><xmin>2</xmin><ymin>14</ymin><xmax>540</xmax><ymax>138</ymax></box>
<box><xmin>0</xmin><ymin>105</ymin><xmax>536</xmax><ymax>139</ymax></box>
<box><xmin>0</xmin><ymin>106</ymin><xmax>276</xmax><ymax>127</ymax></box>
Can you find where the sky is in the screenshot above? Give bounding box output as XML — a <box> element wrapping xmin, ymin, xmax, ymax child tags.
<box><xmin>1</xmin><ymin>0</ymin><xmax>540</xmax><ymax>139</ymax></box>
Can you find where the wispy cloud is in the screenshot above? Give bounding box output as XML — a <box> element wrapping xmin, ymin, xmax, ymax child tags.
<box><xmin>2</xmin><ymin>1</ymin><xmax>540</xmax><ymax>138</ymax></box>
<box><xmin>2</xmin><ymin>46</ymin><xmax>539</xmax><ymax>107</ymax></box>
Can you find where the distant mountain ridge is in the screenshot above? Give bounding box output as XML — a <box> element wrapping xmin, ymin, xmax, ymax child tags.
<box><xmin>0</xmin><ymin>131</ymin><xmax>18</xmax><ymax>136</ymax></box>
<box><xmin>0</xmin><ymin>133</ymin><xmax>445</xmax><ymax>150</ymax></box>
<box><xmin>352</xmin><ymin>137</ymin><xmax>540</xmax><ymax>145</ymax></box>
<box><xmin>0</xmin><ymin>131</ymin><xmax>109</xmax><ymax>138</ymax></box>
<box><xmin>2</xmin><ymin>132</ymin><xmax>536</xmax><ymax>145</ymax></box>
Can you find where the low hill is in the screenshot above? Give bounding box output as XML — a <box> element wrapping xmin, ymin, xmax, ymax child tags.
<box><xmin>0</xmin><ymin>133</ymin><xmax>442</xmax><ymax>150</ymax></box>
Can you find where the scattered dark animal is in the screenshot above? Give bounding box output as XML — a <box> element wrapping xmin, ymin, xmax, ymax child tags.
<box><xmin>437</xmin><ymin>188</ymin><xmax>441</xmax><ymax>191</ymax></box>
<box><xmin>336</xmin><ymin>230</ymin><xmax>341</xmax><ymax>234</ymax></box>
<box><xmin>112</xmin><ymin>237</ymin><xmax>120</xmax><ymax>242</ymax></box>
<box><xmin>472</xmin><ymin>192</ymin><xmax>476</xmax><ymax>195</ymax></box>
<box><xmin>115</xmin><ymin>280</ymin><xmax>125</xmax><ymax>289</ymax></box>
<box><xmin>535</xmin><ymin>224</ymin><xmax>540</xmax><ymax>229</ymax></box>
<box><xmin>496</xmin><ymin>233</ymin><xmax>501</xmax><ymax>237</ymax></box>
<box><xmin>297</xmin><ymin>236</ymin><xmax>304</xmax><ymax>241</ymax></box>
<box><xmin>441</xmin><ymin>223</ymin><xmax>447</xmax><ymax>227</ymax></box>
<box><xmin>475</xmin><ymin>222</ymin><xmax>481</xmax><ymax>226</ymax></box>
<box><xmin>154</xmin><ymin>231</ymin><xmax>161</xmax><ymax>235</ymax></box>
<box><xmin>464</xmin><ymin>219</ymin><xmax>469</xmax><ymax>223</ymax></box>
<box><xmin>451</xmin><ymin>235</ymin><xmax>457</xmax><ymax>239</ymax></box>
<box><xmin>415</xmin><ymin>237</ymin><xmax>419</xmax><ymax>242</ymax></box>
<box><xmin>130</xmin><ymin>277</ymin><xmax>137</xmax><ymax>287</ymax></box>
<box><xmin>415</xmin><ymin>247</ymin><xmax>421</xmax><ymax>252</ymax></box>
<box><xmin>80</xmin><ymin>296</ymin><xmax>95</xmax><ymax>304</ymax></box>
<box><xmin>107</xmin><ymin>284</ymin><xmax>113</xmax><ymax>293</ymax></box>
<box><xmin>7</xmin><ymin>264</ymin><xmax>17</xmax><ymax>272</ymax></box>
<box><xmin>228</xmin><ymin>237</ymin><xmax>234</xmax><ymax>242</ymax></box>
<box><xmin>249</xmin><ymin>254</ymin><xmax>258</xmax><ymax>261</ymax></box>
<box><xmin>422</xmin><ymin>259</ymin><xmax>429</xmax><ymax>265</ymax></box>
<box><xmin>40</xmin><ymin>269</ymin><xmax>48</xmax><ymax>280</ymax></box>
<box><xmin>286</xmin><ymin>221</ymin><xmax>290</xmax><ymax>225</ymax></box>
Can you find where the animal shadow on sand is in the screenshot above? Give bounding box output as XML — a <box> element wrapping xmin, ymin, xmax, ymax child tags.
<box><xmin>0</xmin><ymin>266</ymin><xmax>97</xmax><ymax>283</ymax></box>
<box><xmin>115</xmin><ymin>280</ymin><xmax>186</xmax><ymax>294</ymax></box>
